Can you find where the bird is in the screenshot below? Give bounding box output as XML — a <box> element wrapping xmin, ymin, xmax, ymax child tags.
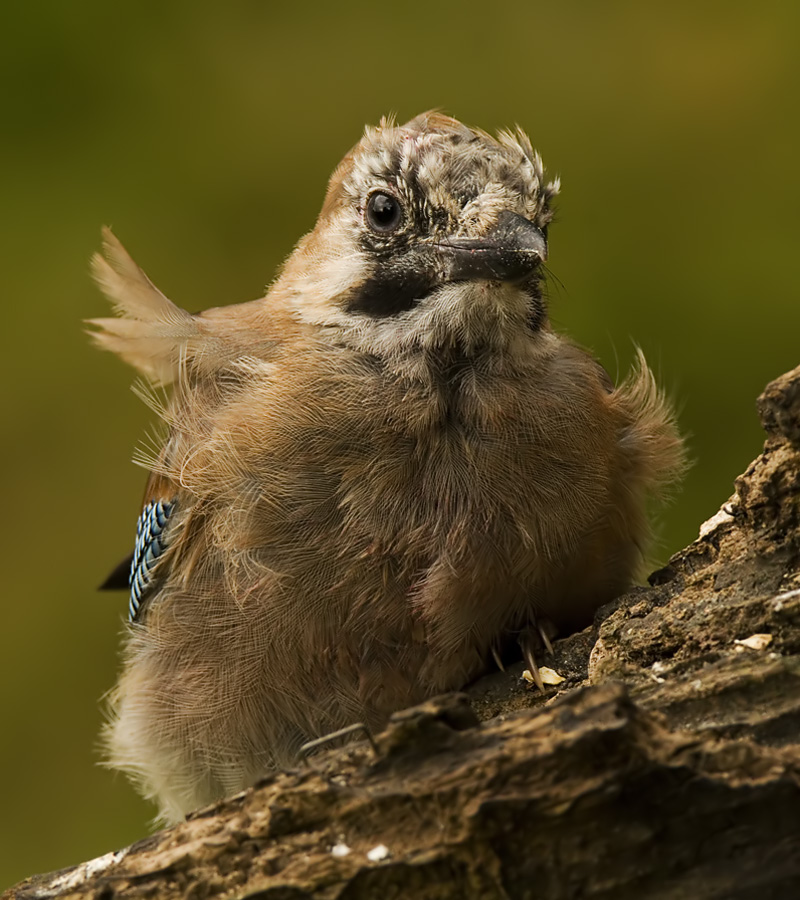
<box><xmin>89</xmin><ymin>111</ymin><xmax>685</xmax><ymax>824</ymax></box>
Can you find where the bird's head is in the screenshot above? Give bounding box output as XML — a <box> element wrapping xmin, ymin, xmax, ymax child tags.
<box><xmin>278</xmin><ymin>112</ymin><xmax>560</xmax><ymax>364</ymax></box>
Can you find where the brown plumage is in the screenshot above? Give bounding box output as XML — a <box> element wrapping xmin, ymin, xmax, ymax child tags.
<box><xmin>89</xmin><ymin>112</ymin><xmax>685</xmax><ymax>823</ymax></box>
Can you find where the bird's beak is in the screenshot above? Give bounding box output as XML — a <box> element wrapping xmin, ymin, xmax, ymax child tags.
<box><xmin>436</xmin><ymin>211</ymin><xmax>547</xmax><ymax>283</ymax></box>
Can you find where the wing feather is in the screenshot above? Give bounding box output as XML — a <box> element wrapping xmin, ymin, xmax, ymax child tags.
<box><xmin>87</xmin><ymin>227</ymin><xmax>199</xmax><ymax>384</ymax></box>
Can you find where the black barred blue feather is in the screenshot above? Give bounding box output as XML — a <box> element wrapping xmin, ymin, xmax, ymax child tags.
<box><xmin>129</xmin><ymin>499</ymin><xmax>176</xmax><ymax>621</ymax></box>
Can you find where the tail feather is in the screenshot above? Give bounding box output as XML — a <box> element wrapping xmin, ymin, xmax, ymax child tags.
<box><xmin>87</xmin><ymin>228</ymin><xmax>199</xmax><ymax>384</ymax></box>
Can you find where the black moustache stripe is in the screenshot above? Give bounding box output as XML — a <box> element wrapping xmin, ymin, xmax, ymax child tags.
<box><xmin>345</xmin><ymin>267</ymin><xmax>438</xmax><ymax>317</ymax></box>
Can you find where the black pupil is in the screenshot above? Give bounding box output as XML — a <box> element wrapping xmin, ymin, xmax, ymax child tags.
<box><xmin>369</xmin><ymin>193</ymin><xmax>399</xmax><ymax>230</ymax></box>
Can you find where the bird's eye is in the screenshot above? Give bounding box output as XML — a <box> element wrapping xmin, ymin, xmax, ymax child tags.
<box><xmin>365</xmin><ymin>192</ymin><xmax>403</xmax><ymax>233</ymax></box>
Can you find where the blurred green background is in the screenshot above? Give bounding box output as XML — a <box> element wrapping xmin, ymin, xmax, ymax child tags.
<box><xmin>2</xmin><ymin>0</ymin><xmax>799</xmax><ymax>889</ymax></box>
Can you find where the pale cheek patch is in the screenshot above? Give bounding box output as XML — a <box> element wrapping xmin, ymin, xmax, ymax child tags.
<box><xmin>290</xmin><ymin>222</ymin><xmax>369</xmax><ymax>325</ymax></box>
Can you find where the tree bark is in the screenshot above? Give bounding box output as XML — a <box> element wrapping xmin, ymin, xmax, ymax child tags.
<box><xmin>7</xmin><ymin>364</ymin><xmax>800</xmax><ymax>900</ymax></box>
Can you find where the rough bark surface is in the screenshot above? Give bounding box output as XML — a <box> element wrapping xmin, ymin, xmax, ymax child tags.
<box><xmin>7</xmin><ymin>364</ymin><xmax>800</xmax><ymax>900</ymax></box>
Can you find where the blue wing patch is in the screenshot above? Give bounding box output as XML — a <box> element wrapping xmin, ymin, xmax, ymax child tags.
<box><xmin>129</xmin><ymin>499</ymin><xmax>176</xmax><ymax>622</ymax></box>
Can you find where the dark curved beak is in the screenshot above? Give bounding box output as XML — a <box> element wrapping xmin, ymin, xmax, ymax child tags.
<box><xmin>436</xmin><ymin>210</ymin><xmax>547</xmax><ymax>283</ymax></box>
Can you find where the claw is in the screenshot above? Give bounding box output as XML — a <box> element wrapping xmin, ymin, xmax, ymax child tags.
<box><xmin>538</xmin><ymin>622</ymin><xmax>555</xmax><ymax>657</ymax></box>
<box><xmin>522</xmin><ymin>640</ymin><xmax>545</xmax><ymax>692</ymax></box>
<box><xmin>491</xmin><ymin>644</ymin><xmax>506</xmax><ymax>672</ymax></box>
